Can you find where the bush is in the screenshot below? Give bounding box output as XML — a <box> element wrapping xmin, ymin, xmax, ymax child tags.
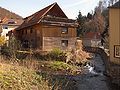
<box><xmin>48</xmin><ymin>48</ymin><xmax>66</xmax><ymax>61</ymax></box>
<box><xmin>48</xmin><ymin>61</ymin><xmax>70</xmax><ymax>71</ymax></box>
<box><xmin>0</xmin><ymin>36</ymin><xmax>6</xmax><ymax>46</ymax></box>
<box><xmin>1</xmin><ymin>46</ymin><xmax>28</xmax><ymax>60</ymax></box>
<box><xmin>15</xmin><ymin>51</ymin><xmax>28</xmax><ymax>60</ymax></box>
<box><xmin>47</xmin><ymin>61</ymin><xmax>79</xmax><ymax>75</ymax></box>
<box><xmin>32</xmin><ymin>51</ymin><xmax>50</xmax><ymax>60</ymax></box>
<box><xmin>66</xmin><ymin>48</ymin><xmax>90</xmax><ymax>66</ymax></box>
<box><xmin>1</xmin><ymin>46</ymin><xmax>12</xmax><ymax>59</ymax></box>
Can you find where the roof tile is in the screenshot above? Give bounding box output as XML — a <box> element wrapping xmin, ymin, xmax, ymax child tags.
<box><xmin>16</xmin><ymin>3</ymin><xmax>57</xmax><ymax>30</ymax></box>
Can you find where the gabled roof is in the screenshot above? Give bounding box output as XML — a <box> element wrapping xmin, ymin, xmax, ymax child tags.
<box><xmin>1</xmin><ymin>17</ymin><xmax>23</xmax><ymax>26</ymax></box>
<box><xmin>109</xmin><ymin>1</ymin><xmax>120</xmax><ymax>8</ymax></box>
<box><xmin>16</xmin><ymin>2</ymin><xmax>69</xmax><ymax>30</ymax></box>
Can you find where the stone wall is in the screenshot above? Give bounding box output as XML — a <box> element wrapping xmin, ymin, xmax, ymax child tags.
<box><xmin>84</xmin><ymin>47</ymin><xmax>110</xmax><ymax>73</ymax></box>
<box><xmin>84</xmin><ymin>47</ymin><xmax>120</xmax><ymax>85</ymax></box>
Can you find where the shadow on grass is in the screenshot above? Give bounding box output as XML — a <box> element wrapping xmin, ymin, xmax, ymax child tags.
<box><xmin>37</xmin><ymin>72</ymin><xmax>78</xmax><ymax>90</ymax></box>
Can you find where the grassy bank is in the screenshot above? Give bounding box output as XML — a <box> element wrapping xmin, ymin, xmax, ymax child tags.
<box><xmin>0</xmin><ymin>59</ymin><xmax>81</xmax><ymax>90</ymax></box>
<box><xmin>0</xmin><ymin>62</ymin><xmax>51</xmax><ymax>90</ymax></box>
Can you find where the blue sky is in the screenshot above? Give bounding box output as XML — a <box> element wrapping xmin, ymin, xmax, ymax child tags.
<box><xmin>0</xmin><ymin>0</ymin><xmax>100</xmax><ymax>19</ymax></box>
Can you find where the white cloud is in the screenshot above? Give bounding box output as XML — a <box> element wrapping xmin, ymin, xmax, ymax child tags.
<box><xmin>63</xmin><ymin>0</ymin><xmax>99</xmax><ymax>19</ymax></box>
<box><xmin>64</xmin><ymin>0</ymin><xmax>92</xmax><ymax>8</ymax></box>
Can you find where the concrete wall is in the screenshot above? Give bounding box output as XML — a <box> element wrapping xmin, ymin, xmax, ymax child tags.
<box><xmin>1</xmin><ymin>25</ymin><xmax>18</xmax><ymax>40</ymax></box>
<box><xmin>82</xmin><ymin>38</ymin><xmax>101</xmax><ymax>47</ymax></box>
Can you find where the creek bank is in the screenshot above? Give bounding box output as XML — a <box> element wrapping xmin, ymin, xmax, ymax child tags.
<box><xmin>39</xmin><ymin>54</ymin><xmax>110</xmax><ymax>90</ymax></box>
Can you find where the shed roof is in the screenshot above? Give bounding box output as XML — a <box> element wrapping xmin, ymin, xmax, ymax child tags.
<box><xmin>1</xmin><ymin>17</ymin><xmax>23</xmax><ymax>26</ymax></box>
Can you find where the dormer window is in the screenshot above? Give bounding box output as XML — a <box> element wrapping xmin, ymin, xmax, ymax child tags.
<box><xmin>8</xmin><ymin>19</ymin><xmax>16</xmax><ymax>24</ymax></box>
<box><xmin>61</xmin><ymin>27</ymin><xmax>68</xmax><ymax>34</ymax></box>
<box><xmin>8</xmin><ymin>21</ymin><xmax>15</xmax><ymax>24</ymax></box>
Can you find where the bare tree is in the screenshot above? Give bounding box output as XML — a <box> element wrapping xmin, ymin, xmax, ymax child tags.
<box><xmin>103</xmin><ymin>0</ymin><xmax>118</xmax><ymax>6</ymax></box>
<box><xmin>93</xmin><ymin>1</ymin><xmax>105</xmax><ymax>33</ymax></box>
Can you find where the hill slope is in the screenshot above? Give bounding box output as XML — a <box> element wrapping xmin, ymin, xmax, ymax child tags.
<box><xmin>0</xmin><ymin>7</ymin><xmax>23</xmax><ymax>19</ymax></box>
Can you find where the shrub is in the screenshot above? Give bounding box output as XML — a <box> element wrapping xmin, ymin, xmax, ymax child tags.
<box><xmin>1</xmin><ymin>45</ymin><xmax>12</xmax><ymax>59</ymax></box>
<box><xmin>1</xmin><ymin>46</ymin><xmax>28</xmax><ymax>60</ymax></box>
<box><xmin>15</xmin><ymin>51</ymin><xmax>28</xmax><ymax>60</ymax></box>
<box><xmin>48</xmin><ymin>61</ymin><xmax>70</xmax><ymax>71</ymax></box>
<box><xmin>32</xmin><ymin>51</ymin><xmax>50</xmax><ymax>60</ymax></box>
<box><xmin>0</xmin><ymin>36</ymin><xmax>6</xmax><ymax>46</ymax></box>
<box><xmin>66</xmin><ymin>48</ymin><xmax>90</xmax><ymax>66</ymax></box>
<box><xmin>48</xmin><ymin>48</ymin><xmax>66</xmax><ymax>61</ymax></box>
<box><xmin>47</xmin><ymin>61</ymin><xmax>79</xmax><ymax>75</ymax></box>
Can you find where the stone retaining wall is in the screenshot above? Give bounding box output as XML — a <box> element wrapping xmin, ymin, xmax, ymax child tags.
<box><xmin>84</xmin><ymin>47</ymin><xmax>120</xmax><ymax>85</ymax></box>
<box><xmin>84</xmin><ymin>47</ymin><xmax>110</xmax><ymax>74</ymax></box>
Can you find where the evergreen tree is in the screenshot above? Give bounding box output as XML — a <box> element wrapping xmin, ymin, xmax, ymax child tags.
<box><xmin>87</xmin><ymin>13</ymin><xmax>93</xmax><ymax>20</ymax></box>
<box><xmin>76</xmin><ymin>11</ymin><xmax>86</xmax><ymax>37</ymax></box>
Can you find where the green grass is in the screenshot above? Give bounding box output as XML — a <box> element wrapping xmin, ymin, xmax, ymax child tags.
<box><xmin>0</xmin><ymin>63</ymin><xmax>51</xmax><ymax>90</ymax></box>
<box><xmin>47</xmin><ymin>61</ymin><xmax>79</xmax><ymax>75</ymax></box>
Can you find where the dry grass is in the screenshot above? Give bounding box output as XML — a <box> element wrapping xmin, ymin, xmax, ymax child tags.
<box><xmin>0</xmin><ymin>61</ymin><xmax>52</xmax><ymax>90</ymax></box>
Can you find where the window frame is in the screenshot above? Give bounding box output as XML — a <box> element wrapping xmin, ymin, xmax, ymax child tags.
<box><xmin>25</xmin><ymin>30</ymin><xmax>27</xmax><ymax>34</ymax></box>
<box><xmin>61</xmin><ymin>27</ymin><xmax>68</xmax><ymax>34</ymax></box>
<box><xmin>3</xmin><ymin>25</ymin><xmax>8</xmax><ymax>29</ymax></box>
<box><xmin>30</xmin><ymin>28</ymin><xmax>33</xmax><ymax>33</ymax></box>
<box><xmin>114</xmin><ymin>45</ymin><xmax>120</xmax><ymax>58</ymax></box>
<box><xmin>61</xmin><ymin>40</ymin><xmax>68</xmax><ymax>47</ymax></box>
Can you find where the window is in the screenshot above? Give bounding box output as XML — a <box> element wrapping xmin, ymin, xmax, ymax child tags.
<box><xmin>3</xmin><ymin>25</ymin><xmax>8</xmax><ymax>29</ymax></box>
<box><xmin>114</xmin><ymin>45</ymin><xmax>120</xmax><ymax>58</ymax></box>
<box><xmin>30</xmin><ymin>28</ymin><xmax>33</xmax><ymax>33</ymax></box>
<box><xmin>25</xmin><ymin>30</ymin><xmax>27</xmax><ymax>34</ymax></box>
<box><xmin>61</xmin><ymin>40</ymin><xmax>68</xmax><ymax>47</ymax></box>
<box><xmin>23</xmin><ymin>40</ymin><xmax>29</xmax><ymax>48</ymax></box>
<box><xmin>8</xmin><ymin>19</ymin><xmax>16</xmax><ymax>24</ymax></box>
<box><xmin>30</xmin><ymin>39</ymin><xmax>33</xmax><ymax>48</ymax></box>
<box><xmin>21</xmin><ymin>30</ymin><xmax>24</xmax><ymax>34</ymax></box>
<box><xmin>61</xmin><ymin>27</ymin><xmax>68</xmax><ymax>34</ymax></box>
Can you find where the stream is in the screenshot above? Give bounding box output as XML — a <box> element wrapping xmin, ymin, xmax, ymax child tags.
<box><xmin>75</xmin><ymin>54</ymin><xmax>109</xmax><ymax>90</ymax></box>
<box><xmin>45</xmin><ymin>53</ymin><xmax>119</xmax><ymax>90</ymax></box>
<box><xmin>79</xmin><ymin>53</ymin><xmax>120</xmax><ymax>90</ymax></box>
<box><xmin>51</xmin><ymin>54</ymin><xmax>111</xmax><ymax>90</ymax></box>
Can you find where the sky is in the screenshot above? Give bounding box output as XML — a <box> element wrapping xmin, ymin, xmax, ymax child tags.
<box><xmin>0</xmin><ymin>0</ymin><xmax>100</xmax><ymax>19</ymax></box>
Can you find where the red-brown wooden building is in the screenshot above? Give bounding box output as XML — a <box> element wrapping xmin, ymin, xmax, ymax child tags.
<box><xmin>15</xmin><ymin>2</ymin><xmax>78</xmax><ymax>51</ymax></box>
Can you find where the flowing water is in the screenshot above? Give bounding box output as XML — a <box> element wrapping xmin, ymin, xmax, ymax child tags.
<box><xmin>50</xmin><ymin>54</ymin><xmax>119</xmax><ymax>90</ymax></box>
<box><xmin>72</xmin><ymin>54</ymin><xmax>110</xmax><ymax>90</ymax></box>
